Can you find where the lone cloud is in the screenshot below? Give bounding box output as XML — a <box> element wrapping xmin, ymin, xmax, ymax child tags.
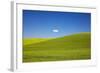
<box><xmin>52</xmin><ymin>29</ymin><xmax>59</xmax><ymax>32</ymax></box>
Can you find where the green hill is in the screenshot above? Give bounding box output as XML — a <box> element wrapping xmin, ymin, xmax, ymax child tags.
<box><xmin>23</xmin><ymin>32</ymin><xmax>91</xmax><ymax>62</ymax></box>
<box><xmin>23</xmin><ymin>38</ymin><xmax>51</xmax><ymax>46</ymax></box>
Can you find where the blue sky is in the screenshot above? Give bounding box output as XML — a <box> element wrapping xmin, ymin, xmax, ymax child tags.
<box><xmin>23</xmin><ymin>10</ymin><xmax>91</xmax><ymax>38</ymax></box>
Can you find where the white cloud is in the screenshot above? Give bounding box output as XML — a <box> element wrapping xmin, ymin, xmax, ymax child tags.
<box><xmin>52</xmin><ymin>29</ymin><xmax>59</xmax><ymax>32</ymax></box>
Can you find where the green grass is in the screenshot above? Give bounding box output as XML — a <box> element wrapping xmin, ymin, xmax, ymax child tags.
<box><xmin>23</xmin><ymin>38</ymin><xmax>51</xmax><ymax>46</ymax></box>
<box><xmin>23</xmin><ymin>32</ymin><xmax>91</xmax><ymax>62</ymax></box>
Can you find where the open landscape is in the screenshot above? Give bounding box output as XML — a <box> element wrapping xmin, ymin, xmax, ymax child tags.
<box><xmin>23</xmin><ymin>32</ymin><xmax>91</xmax><ymax>62</ymax></box>
<box><xmin>23</xmin><ymin>10</ymin><xmax>91</xmax><ymax>63</ymax></box>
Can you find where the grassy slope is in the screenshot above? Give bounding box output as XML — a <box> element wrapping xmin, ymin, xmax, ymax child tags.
<box><xmin>23</xmin><ymin>38</ymin><xmax>51</xmax><ymax>46</ymax></box>
<box><xmin>23</xmin><ymin>32</ymin><xmax>91</xmax><ymax>62</ymax></box>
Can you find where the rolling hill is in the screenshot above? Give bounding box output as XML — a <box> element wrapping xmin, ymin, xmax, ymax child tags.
<box><xmin>23</xmin><ymin>32</ymin><xmax>91</xmax><ymax>62</ymax></box>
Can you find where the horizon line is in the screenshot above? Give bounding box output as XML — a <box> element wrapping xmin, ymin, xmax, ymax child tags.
<box><xmin>23</xmin><ymin>32</ymin><xmax>91</xmax><ymax>39</ymax></box>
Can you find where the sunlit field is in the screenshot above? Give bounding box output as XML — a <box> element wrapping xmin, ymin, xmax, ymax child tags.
<box><xmin>23</xmin><ymin>32</ymin><xmax>91</xmax><ymax>62</ymax></box>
